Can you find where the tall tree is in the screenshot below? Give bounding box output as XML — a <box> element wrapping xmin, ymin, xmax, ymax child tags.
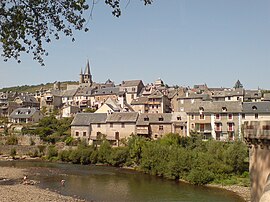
<box><xmin>0</xmin><ymin>0</ymin><xmax>153</xmax><ymax>65</ymax></box>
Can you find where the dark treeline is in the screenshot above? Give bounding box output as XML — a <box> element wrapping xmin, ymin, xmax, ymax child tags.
<box><xmin>48</xmin><ymin>133</ymin><xmax>249</xmax><ymax>186</ymax></box>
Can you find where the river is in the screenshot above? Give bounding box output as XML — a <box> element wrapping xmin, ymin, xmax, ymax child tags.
<box><xmin>0</xmin><ymin>160</ymin><xmax>244</xmax><ymax>202</ymax></box>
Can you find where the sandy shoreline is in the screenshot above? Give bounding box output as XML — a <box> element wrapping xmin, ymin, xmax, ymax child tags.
<box><xmin>0</xmin><ymin>166</ymin><xmax>87</xmax><ymax>202</ymax></box>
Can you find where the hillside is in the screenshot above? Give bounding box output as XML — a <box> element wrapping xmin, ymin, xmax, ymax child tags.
<box><xmin>0</xmin><ymin>81</ymin><xmax>79</xmax><ymax>93</ymax></box>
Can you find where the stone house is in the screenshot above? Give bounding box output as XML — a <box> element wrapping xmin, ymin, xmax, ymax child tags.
<box><xmin>105</xmin><ymin>112</ymin><xmax>139</xmax><ymax>145</ymax></box>
<box><xmin>136</xmin><ymin>113</ymin><xmax>172</xmax><ymax>139</ymax></box>
<box><xmin>40</xmin><ymin>89</ymin><xmax>62</xmax><ymax>111</ymax></box>
<box><xmin>61</xmin><ymin>88</ymin><xmax>78</xmax><ymax>106</ymax></box>
<box><xmin>71</xmin><ymin>113</ymin><xmax>107</xmax><ymax>142</ymax></box>
<box><xmin>9</xmin><ymin>108</ymin><xmax>43</xmax><ymax>124</ymax></box>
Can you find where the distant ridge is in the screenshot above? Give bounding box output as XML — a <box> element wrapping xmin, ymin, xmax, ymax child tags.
<box><xmin>0</xmin><ymin>81</ymin><xmax>79</xmax><ymax>93</ymax></box>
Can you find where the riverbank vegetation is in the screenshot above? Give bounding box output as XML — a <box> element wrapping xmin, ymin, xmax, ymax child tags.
<box><xmin>50</xmin><ymin>133</ymin><xmax>249</xmax><ymax>186</ymax></box>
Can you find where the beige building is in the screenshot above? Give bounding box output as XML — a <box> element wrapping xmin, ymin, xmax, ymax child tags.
<box><xmin>136</xmin><ymin>113</ymin><xmax>172</xmax><ymax>139</ymax></box>
<box><xmin>186</xmin><ymin>101</ymin><xmax>242</xmax><ymax>140</ymax></box>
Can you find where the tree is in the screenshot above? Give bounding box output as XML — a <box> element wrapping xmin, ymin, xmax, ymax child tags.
<box><xmin>0</xmin><ymin>0</ymin><xmax>153</xmax><ymax>65</ymax></box>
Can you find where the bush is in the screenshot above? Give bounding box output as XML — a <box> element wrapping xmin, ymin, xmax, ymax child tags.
<box><xmin>187</xmin><ymin>168</ymin><xmax>214</xmax><ymax>185</ymax></box>
<box><xmin>47</xmin><ymin>146</ymin><xmax>58</xmax><ymax>160</ymax></box>
<box><xmin>6</xmin><ymin>135</ymin><xmax>18</xmax><ymax>145</ymax></box>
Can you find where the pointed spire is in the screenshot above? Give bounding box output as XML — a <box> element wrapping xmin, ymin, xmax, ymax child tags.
<box><xmin>84</xmin><ymin>60</ymin><xmax>91</xmax><ymax>75</ymax></box>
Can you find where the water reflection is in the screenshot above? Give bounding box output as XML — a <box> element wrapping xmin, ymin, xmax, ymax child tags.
<box><xmin>0</xmin><ymin>160</ymin><xmax>244</xmax><ymax>202</ymax></box>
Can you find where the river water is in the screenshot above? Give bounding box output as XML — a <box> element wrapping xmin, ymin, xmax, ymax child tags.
<box><xmin>0</xmin><ymin>160</ymin><xmax>244</xmax><ymax>202</ymax></box>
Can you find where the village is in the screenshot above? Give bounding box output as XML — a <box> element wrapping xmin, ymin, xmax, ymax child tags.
<box><xmin>0</xmin><ymin>61</ymin><xmax>269</xmax><ymax>145</ymax></box>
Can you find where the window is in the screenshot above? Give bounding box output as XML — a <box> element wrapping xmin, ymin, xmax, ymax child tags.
<box><xmin>191</xmin><ymin>123</ymin><xmax>195</xmax><ymax>129</ymax></box>
<box><xmin>242</xmin><ymin>114</ymin><xmax>245</xmax><ymax>119</ymax></box>
<box><xmin>115</xmin><ymin>132</ymin><xmax>119</xmax><ymax>140</ymax></box>
<box><xmin>121</xmin><ymin>123</ymin><xmax>125</xmax><ymax>128</ymax></box>
<box><xmin>131</xmin><ymin>94</ymin><xmax>134</xmax><ymax>99</ymax></box>
<box><xmin>177</xmin><ymin>116</ymin><xmax>181</xmax><ymax>120</ymax></box>
<box><xmin>222</xmin><ymin>107</ymin><xmax>227</xmax><ymax>112</ymax></box>
<box><xmin>159</xmin><ymin>117</ymin><xmax>164</xmax><ymax>121</ymax></box>
<box><xmin>110</xmin><ymin>123</ymin><xmax>113</xmax><ymax>128</ymax></box>
<box><xmin>159</xmin><ymin>125</ymin><xmax>163</xmax><ymax>131</ymax></box>
<box><xmin>228</xmin><ymin>96</ymin><xmax>231</xmax><ymax>100</ymax></box>
<box><xmin>132</xmin><ymin>87</ymin><xmax>136</xmax><ymax>92</ymax></box>
<box><xmin>97</xmin><ymin>123</ymin><xmax>101</xmax><ymax>128</ymax></box>
<box><xmin>75</xmin><ymin>132</ymin><xmax>79</xmax><ymax>136</ymax></box>
<box><xmin>255</xmin><ymin>114</ymin><xmax>258</xmax><ymax>119</ymax></box>
<box><xmin>215</xmin><ymin>114</ymin><xmax>220</xmax><ymax>120</ymax></box>
<box><xmin>199</xmin><ymin>114</ymin><xmax>205</xmax><ymax>120</ymax></box>
<box><xmin>83</xmin><ymin>132</ymin><xmax>86</xmax><ymax>136</ymax></box>
<box><xmin>144</xmin><ymin>117</ymin><xmax>149</xmax><ymax>121</ymax></box>
<box><xmin>228</xmin><ymin>114</ymin><xmax>233</xmax><ymax>120</ymax></box>
<box><xmin>263</xmin><ymin>125</ymin><xmax>270</xmax><ymax>130</ymax></box>
<box><xmin>191</xmin><ymin>114</ymin><xmax>195</xmax><ymax>120</ymax></box>
<box><xmin>228</xmin><ymin>123</ymin><xmax>234</xmax><ymax>131</ymax></box>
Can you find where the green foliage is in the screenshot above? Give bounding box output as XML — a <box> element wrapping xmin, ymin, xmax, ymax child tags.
<box><xmin>47</xmin><ymin>145</ymin><xmax>58</xmax><ymax>160</ymax></box>
<box><xmin>6</xmin><ymin>135</ymin><xmax>18</xmax><ymax>145</ymax></box>
<box><xmin>109</xmin><ymin>147</ymin><xmax>129</xmax><ymax>167</ymax></box>
<box><xmin>26</xmin><ymin>116</ymin><xmax>73</xmax><ymax>144</ymax></box>
<box><xmin>98</xmin><ymin>140</ymin><xmax>112</xmax><ymax>164</ymax></box>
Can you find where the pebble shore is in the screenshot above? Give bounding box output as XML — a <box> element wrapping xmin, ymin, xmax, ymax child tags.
<box><xmin>0</xmin><ymin>166</ymin><xmax>87</xmax><ymax>202</ymax></box>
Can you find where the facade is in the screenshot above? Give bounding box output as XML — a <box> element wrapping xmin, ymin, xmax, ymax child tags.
<box><xmin>136</xmin><ymin>113</ymin><xmax>172</xmax><ymax>139</ymax></box>
<box><xmin>186</xmin><ymin>101</ymin><xmax>242</xmax><ymax>141</ymax></box>
<box><xmin>14</xmin><ymin>94</ymin><xmax>40</xmax><ymax>108</ymax></box>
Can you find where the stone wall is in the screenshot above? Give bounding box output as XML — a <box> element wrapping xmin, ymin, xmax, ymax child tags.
<box><xmin>0</xmin><ymin>145</ymin><xmax>40</xmax><ymax>156</ymax></box>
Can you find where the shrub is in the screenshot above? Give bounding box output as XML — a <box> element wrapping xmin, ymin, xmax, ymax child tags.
<box><xmin>6</xmin><ymin>135</ymin><xmax>18</xmax><ymax>145</ymax></box>
<box><xmin>47</xmin><ymin>146</ymin><xmax>58</xmax><ymax>160</ymax></box>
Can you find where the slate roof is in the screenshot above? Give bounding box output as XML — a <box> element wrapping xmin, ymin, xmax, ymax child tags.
<box><xmin>244</xmin><ymin>90</ymin><xmax>262</xmax><ymax>99</ymax></box>
<box><xmin>121</xmin><ymin>80</ymin><xmax>143</xmax><ymax>87</ymax></box>
<box><xmin>148</xmin><ymin>90</ymin><xmax>164</xmax><ymax>99</ymax></box>
<box><xmin>62</xmin><ymin>89</ymin><xmax>78</xmax><ymax>97</ymax></box>
<box><xmin>136</xmin><ymin>113</ymin><xmax>172</xmax><ymax>126</ymax></box>
<box><xmin>106</xmin><ymin>112</ymin><xmax>139</xmax><ymax>123</ymax></box>
<box><xmin>9</xmin><ymin>108</ymin><xmax>39</xmax><ymax>118</ymax></box>
<box><xmin>71</xmin><ymin>113</ymin><xmax>107</xmax><ymax>126</ymax></box>
<box><xmin>130</xmin><ymin>96</ymin><xmax>148</xmax><ymax>105</ymax></box>
<box><xmin>75</xmin><ymin>86</ymin><xmax>94</xmax><ymax>96</ymax></box>
<box><xmin>171</xmin><ymin>112</ymin><xmax>187</xmax><ymax>122</ymax></box>
<box><xmin>242</xmin><ymin>102</ymin><xmax>270</xmax><ymax>113</ymax></box>
<box><xmin>186</xmin><ymin>101</ymin><xmax>242</xmax><ymax>113</ymax></box>
<box><xmin>15</xmin><ymin>95</ymin><xmax>39</xmax><ymax>104</ymax></box>
<box><xmin>93</xmin><ymin>87</ymin><xmax>120</xmax><ymax>95</ymax></box>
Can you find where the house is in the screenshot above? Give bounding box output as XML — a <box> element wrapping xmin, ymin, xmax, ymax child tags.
<box><xmin>9</xmin><ymin>108</ymin><xmax>43</xmax><ymax>124</ymax></box>
<box><xmin>242</xmin><ymin>102</ymin><xmax>270</xmax><ymax>122</ymax></box>
<box><xmin>71</xmin><ymin>113</ymin><xmax>107</xmax><ymax>142</ymax></box>
<box><xmin>95</xmin><ymin>97</ymin><xmax>133</xmax><ymax>113</ymax></box>
<box><xmin>119</xmin><ymin>80</ymin><xmax>144</xmax><ymax>104</ymax></box>
<box><xmin>244</xmin><ymin>90</ymin><xmax>262</xmax><ymax>102</ymax></box>
<box><xmin>73</xmin><ymin>86</ymin><xmax>94</xmax><ymax>109</ymax></box>
<box><xmin>14</xmin><ymin>94</ymin><xmax>40</xmax><ymax>108</ymax></box>
<box><xmin>106</xmin><ymin>112</ymin><xmax>139</xmax><ymax>145</ymax></box>
<box><xmin>40</xmin><ymin>89</ymin><xmax>62</xmax><ymax>111</ymax></box>
<box><xmin>136</xmin><ymin>113</ymin><xmax>172</xmax><ymax>139</ymax></box>
<box><xmin>62</xmin><ymin>88</ymin><xmax>78</xmax><ymax>106</ymax></box>
<box><xmin>131</xmin><ymin>90</ymin><xmax>171</xmax><ymax>113</ymax></box>
<box><xmin>171</xmin><ymin>112</ymin><xmax>187</xmax><ymax>137</ymax></box>
<box><xmin>186</xmin><ymin>101</ymin><xmax>242</xmax><ymax>141</ymax></box>
<box><xmin>91</xmin><ymin>87</ymin><xmax>121</xmax><ymax>109</ymax></box>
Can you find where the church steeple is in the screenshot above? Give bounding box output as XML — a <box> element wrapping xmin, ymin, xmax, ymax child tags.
<box><xmin>79</xmin><ymin>60</ymin><xmax>93</xmax><ymax>86</ymax></box>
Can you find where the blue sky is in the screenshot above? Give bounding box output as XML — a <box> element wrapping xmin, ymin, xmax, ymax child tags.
<box><xmin>0</xmin><ymin>0</ymin><xmax>270</xmax><ymax>89</ymax></box>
